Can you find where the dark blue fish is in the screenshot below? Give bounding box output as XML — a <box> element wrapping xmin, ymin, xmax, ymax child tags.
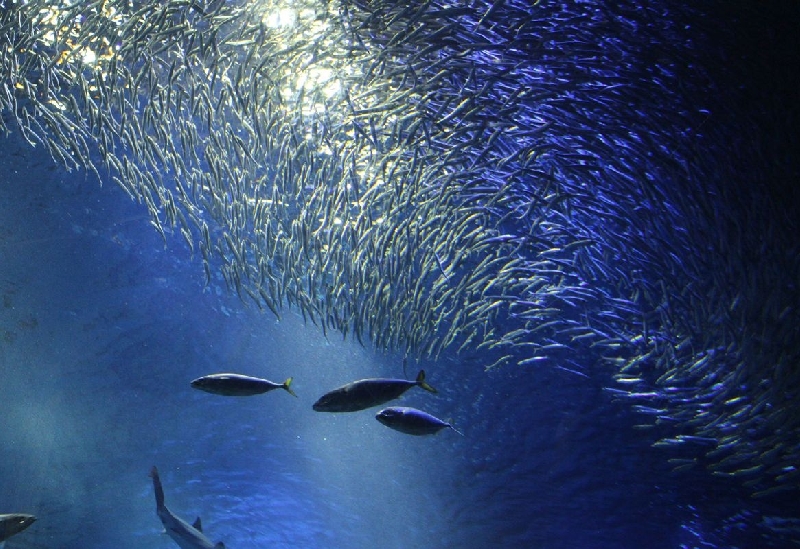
<box><xmin>0</xmin><ymin>513</ymin><xmax>36</xmax><ymax>545</ymax></box>
<box><xmin>376</xmin><ymin>406</ymin><xmax>463</xmax><ymax>436</ymax></box>
<box><xmin>190</xmin><ymin>373</ymin><xmax>296</xmax><ymax>397</ymax></box>
<box><xmin>313</xmin><ymin>370</ymin><xmax>437</xmax><ymax>412</ymax></box>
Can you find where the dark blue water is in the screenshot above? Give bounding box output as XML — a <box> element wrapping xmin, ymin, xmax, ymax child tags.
<box><xmin>2</xmin><ymin>1</ymin><xmax>799</xmax><ymax>548</ymax></box>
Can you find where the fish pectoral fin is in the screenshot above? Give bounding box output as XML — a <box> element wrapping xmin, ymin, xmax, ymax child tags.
<box><xmin>193</xmin><ymin>517</ymin><xmax>203</xmax><ymax>532</ymax></box>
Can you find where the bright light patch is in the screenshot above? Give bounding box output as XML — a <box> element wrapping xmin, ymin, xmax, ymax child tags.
<box><xmin>294</xmin><ymin>65</ymin><xmax>341</xmax><ymax>106</ymax></box>
<box><xmin>81</xmin><ymin>48</ymin><xmax>97</xmax><ymax>65</ymax></box>
<box><xmin>265</xmin><ymin>7</ymin><xmax>297</xmax><ymax>28</ymax></box>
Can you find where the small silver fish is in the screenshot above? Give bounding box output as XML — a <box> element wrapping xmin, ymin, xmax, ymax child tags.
<box><xmin>190</xmin><ymin>373</ymin><xmax>297</xmax><ymax>397</ymax></box>
<box><xmin>376</xmin><ymin>406</ymin><xmax>463</xmax><ymax>436</ymax></box>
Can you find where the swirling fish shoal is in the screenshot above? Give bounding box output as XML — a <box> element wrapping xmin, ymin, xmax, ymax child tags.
<box><xmin>1</xmin><ymin>0</ymin><xmax>798</xmax><ymax>524</ymax></box>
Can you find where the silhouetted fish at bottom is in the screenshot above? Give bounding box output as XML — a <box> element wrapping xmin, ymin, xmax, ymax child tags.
<box><xmin>191</xmin><ymin>373</ymin><xmax>297</xmax><ymax>397</ymax></box>
<box><xmin>313</xmin><ymin>370</ymin><xmax>437</xmax><ymax>412</ymax></box>
<box><xmin>150</xmin><ymin>466</ymin><xmax>226</xmax><ymax>549</ymax></box>
<box><xmin>0</xmin><ymin>513</ymin><xmax>36</xmax><ymax>548</ymax></box>
<box><xmin>376</xmin><ymin>406</ymin><xmax>463</xmax><ymax>436</ymax></box>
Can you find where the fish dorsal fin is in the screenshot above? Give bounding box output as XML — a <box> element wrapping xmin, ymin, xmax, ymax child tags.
<box><xmin>215</xmin><ymin>543</ymin><xmax>226</xmax><ymax>549</ymax></box>
<box><xmin>193</xmin><ymin>517</ymin><xmax>203</xmax><ymax>532</ymax></box>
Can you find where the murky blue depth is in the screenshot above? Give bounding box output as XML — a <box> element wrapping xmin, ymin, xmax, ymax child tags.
<box><xmin>2</xmin><ymin>1</ymin><xmax>799</xmax><ymax>548</ymax></box>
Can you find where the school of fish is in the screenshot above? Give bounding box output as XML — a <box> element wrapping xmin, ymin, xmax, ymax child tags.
<box><xmin>1</xmin><ymin>0</ymin><xmax>798</xmax><ymax>538</ymax></box>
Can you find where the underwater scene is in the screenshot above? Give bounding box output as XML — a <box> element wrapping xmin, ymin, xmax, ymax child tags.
<box><xmin>1</xmin><ymin>0</ymin><xmax>799</xmax><ymax>548</ymax></box>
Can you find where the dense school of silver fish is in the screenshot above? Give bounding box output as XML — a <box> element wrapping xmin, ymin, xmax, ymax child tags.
<box><xmin>1</xmin><ymin>0</ymin><xmax>798</xmax><ymax>527</ymax></box>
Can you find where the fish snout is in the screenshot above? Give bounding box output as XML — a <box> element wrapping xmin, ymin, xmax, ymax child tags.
<box><xmin>375</xmin><ymin>408</ymin><xmax>398</xmax><ymax>424</ymax></box>
<box><xmin>22</xmin><ymin>515</ymin><xmax>36</xmax><ymax>528</ymax></box>
<box><xmin>312</xmin><ymin>395</ymin><xmax>331</xmax><ymax>411</ymax></box>
<box><xmin>1</xmin><ymin>513</ymin><xmax>37</xmax><ymax>537</ymax></box>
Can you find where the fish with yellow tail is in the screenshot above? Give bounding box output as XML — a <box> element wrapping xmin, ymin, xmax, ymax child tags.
<box><xmin>191</xmin><ymin>373</ymin><xmax>296</xmax><ymax>397</ymax></box>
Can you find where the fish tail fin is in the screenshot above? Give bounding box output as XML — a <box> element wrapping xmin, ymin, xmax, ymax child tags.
<box><xmin>283</xmin><ymin>377</ymin><xmax>298</xmax><ymax>397</ymax></box>
<box><xmin>150</xmin><ymin>466</ymin><xmax>165</xmax><ymax>509</ymax></box>
<box><xmin>446</xmin><ymin>417</ymin><xmax>464</xmax><ymax>436</ymax></box>
<box><xmin>416</xmin><ymin>370</ymin><xmax>438</xmax><ymax>393</ymax></box>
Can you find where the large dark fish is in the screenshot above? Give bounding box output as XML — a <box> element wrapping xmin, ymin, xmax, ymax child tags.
<box><xmin>149</xmin><ymin>466</ymin><xmax>226</xmax><ymax>549</ymax></box>
<box><xmin>376</xmin><ymin>406</ymin><xmax>463</xmax><ymax>436</ymax></box>
<box><xmin>313</xmin><ymin>370</ymin><xmax>437</xmax><ymax>412</ymax></box>
<box><xmin>191</xmin><ymin>373</ymin><xmax>297</xmax><ymax>397</ymax></box>
<box><xmin>0</xmin><ymin>513</ymin><xmax>36</xmax><ymax>547</ymax></box>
